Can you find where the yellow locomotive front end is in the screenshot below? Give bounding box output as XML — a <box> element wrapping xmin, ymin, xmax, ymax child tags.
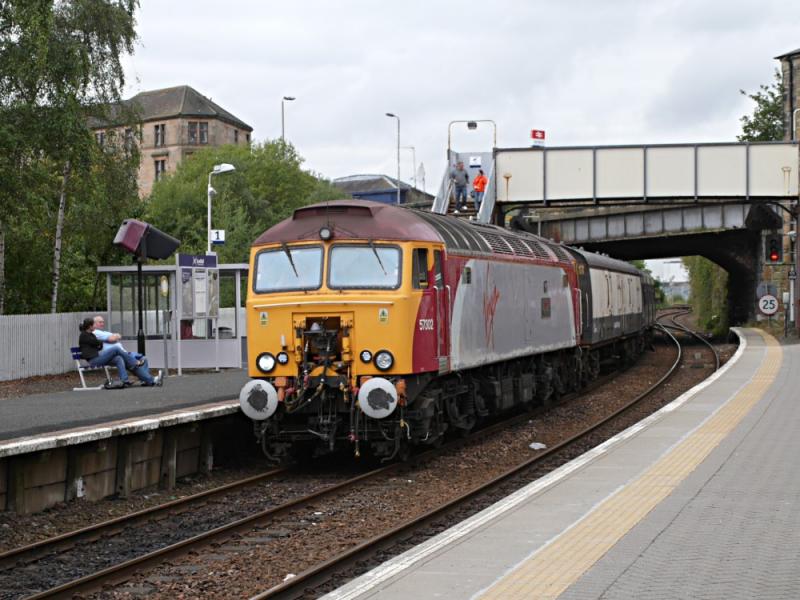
<box><xmin>240</xmin><ymin>232</ymin><xmax>431</xmax><ymax>459</ymax></box>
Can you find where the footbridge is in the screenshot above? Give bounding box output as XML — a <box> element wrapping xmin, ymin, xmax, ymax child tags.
<box><xmin>433</xmin><ymin>141</ymin><xmax>799</xmax><ymax>325</ymax></box>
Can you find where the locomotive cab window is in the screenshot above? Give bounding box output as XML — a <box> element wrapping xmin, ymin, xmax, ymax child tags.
<box><xmin>329</xmin><ymin>244</ymin><xmax>401</xmax><ymax>289</ymax></box>
<box><xmin>254</xmin><ymin>245</ymin><xmax>323</xmax><ymax>292</ymax></box>
<box><xmin>412</xmin><ymin>248</ymin><xmax>429</xmax><ymax>289</ymax></box>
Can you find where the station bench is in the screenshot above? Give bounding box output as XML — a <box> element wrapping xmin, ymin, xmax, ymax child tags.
<box><xmin>70</xmin><ymin>346</ymin><xmax>117</xmax><ymax>391</ymax></box>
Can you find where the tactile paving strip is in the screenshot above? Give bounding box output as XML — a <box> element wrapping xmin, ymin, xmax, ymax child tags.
<box><xmin>480</xmin><ymin>330</ymin><xmax>781</xmax><ymax>600</ymax></box>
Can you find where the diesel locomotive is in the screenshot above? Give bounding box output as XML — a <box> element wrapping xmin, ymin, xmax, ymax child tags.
<box><xmin>238</xmin><ymin>200</ymin><xmax>656</xmax><ymax>460</ymax></box>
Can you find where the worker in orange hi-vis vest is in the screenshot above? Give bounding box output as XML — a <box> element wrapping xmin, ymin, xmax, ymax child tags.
<box><xmin>472</xmin><ymin>169</ymin><xmax>488</xmax><ymax>211</ymax></box>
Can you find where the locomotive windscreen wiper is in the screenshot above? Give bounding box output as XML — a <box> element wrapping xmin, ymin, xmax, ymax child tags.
<box><xmin>368</xmin><ymin>239</ymin><xmax>387</xmax><ymax>275</ymax></box>
<box><xmin>281</xmin><ymin>242</ymin><xmax>299</xmax><ymax>278</ymax></box>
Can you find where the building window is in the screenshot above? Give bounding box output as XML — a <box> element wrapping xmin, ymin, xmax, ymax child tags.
<box><xmin>154</xmin><ymin>159</ymin><xmax>167</xmax><ymax>181</ymax></box>
<box><xmin>189</xmin><ymin>121</ymin><xmax>209</xmax><ymax>145</ymax></box>
<box><xmin>124</xmin><ymin>128</ymin><xmax>134</xmax><ymax>151</ymax></box>
<box><xmin>246</xmin><ymin>133</ymin><xmax>251</xmax><ymax>143</ymax></box>
<box><xmin>154</xmin><ymin>123</ymin><xmax>166</xmax><ymax>147</ymax></box>
<box><xmin>234</xmin><ymin>129</ymin><xmax>239</xmax><ymax>144</ymax></box>
<box><xmin>95</xmin><ymin>131</ymin><xmax>105</xmax><ymax>147</ymax></box>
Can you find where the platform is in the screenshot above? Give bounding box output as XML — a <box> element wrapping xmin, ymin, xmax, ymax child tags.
<box><xmin>326</xmin><ymin>328</ymin><xmax>797</xmax><ymax>599</ymax></box>
<box><xmin>0</xmin><ymin>370</ymin><xmax>247</xmax><ymax>456</ymax></box>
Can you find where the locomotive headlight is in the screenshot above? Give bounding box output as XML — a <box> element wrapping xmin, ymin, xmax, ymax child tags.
<box><xmin>276</xmin><ymin>352</ymin><xmax>289</xmax><ymax>365</ymax></box>
<box><xmin>360</xmin><ymin>350</ymin><xmax>373</xmax><ymax>363</ymax></box>
<box><xmin>319</xmin><ymin>226</ymin><xmax>333</xmax><ymax>241</ymax></box>
<box><xmin>256</xmin><ymin>352</ymin><xmax>276</xmax><ymax>373</ymax></box>
<box><xmin>374</xmin><ymin>350</ymin><xmax>394</xmax><ymax>371</ymax></box>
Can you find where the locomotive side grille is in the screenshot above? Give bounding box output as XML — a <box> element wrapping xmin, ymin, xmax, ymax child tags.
<box><xmin>479</xmin><ymin>231</ymin><xmax>515</xmax><ymax>255</ymax></box>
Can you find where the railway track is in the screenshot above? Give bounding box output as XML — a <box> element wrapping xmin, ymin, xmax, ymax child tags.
<box><xmin>6</xmin><ymin>387</ymin><xmax>615</xmax><ymax>600</ymax></box>
<box><xmin>248</xmin><ymin>326</ymin><xmax>691</xmax><ymax>599</ymax></box>
<box><xmin>3</xmin><ymin>319</ymin><xmax>722</xmax><ymax>599</ymax></box>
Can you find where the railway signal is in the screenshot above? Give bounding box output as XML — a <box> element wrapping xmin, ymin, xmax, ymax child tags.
<box><xmin>765</xmin><ymin>233</ymin><xmax>783</xmax><ymax>264</ymax></box>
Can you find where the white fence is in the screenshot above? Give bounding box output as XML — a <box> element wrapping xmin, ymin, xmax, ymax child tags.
<box><xmin>0</xmin><ymin>312</ymin><xmax>103</xmax><ymax>381</ymax></box>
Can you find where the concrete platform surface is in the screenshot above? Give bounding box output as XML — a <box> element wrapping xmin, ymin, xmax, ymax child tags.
<box><xmin>326</xmin><ymin>328</ymin><xmax>794</xmax><ymax>600</ymax></box>
<box><xmin>0</xmin><ymin>370</ymin><xmax>248</xmax><ymax>445</ymax></box>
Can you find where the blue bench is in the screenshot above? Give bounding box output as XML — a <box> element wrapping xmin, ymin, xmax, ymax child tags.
<box><xmin>70</xmin><ymin>346</ymin><xmax>117</xmax><ymax>391</ymax></box>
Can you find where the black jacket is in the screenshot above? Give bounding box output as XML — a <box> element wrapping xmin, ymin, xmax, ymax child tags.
<box><xmin>79</xmin><ymin>331</ymin><xmax>103</xmax><ymax>360</ymax></box>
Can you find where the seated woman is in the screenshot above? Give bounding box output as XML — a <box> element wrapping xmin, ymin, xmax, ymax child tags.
<box><xmin>78</xmin><ymin>318</ymin><xmax>162</xmax><ymax>387</ymax></box>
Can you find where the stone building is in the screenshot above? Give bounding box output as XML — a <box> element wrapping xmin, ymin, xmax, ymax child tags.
<box><xmin>777</xmin><ymin>48</ymin><xmax>800</xmax><ymax>141</ymax></box>
<box><xmin>90</xmin><ymin>85</ymin><xmax>253</xmax><ymax>197</ymax></box>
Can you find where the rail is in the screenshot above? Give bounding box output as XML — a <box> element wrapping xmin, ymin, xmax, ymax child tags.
<box><xmin>252</xmin><ymin>327</ymin><xmax>687</xmax><ymax>598</ymax></box>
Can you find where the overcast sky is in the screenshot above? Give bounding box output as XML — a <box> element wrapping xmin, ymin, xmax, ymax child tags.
<box><xmin>122</xmin><ymin>0</ymin><xmax>800</xmax><ymax>189</ymax></box>
<box><xmin>121</xmin><ymin>1</ymin><xmax>799</xmax><ymax>281</ymax></box>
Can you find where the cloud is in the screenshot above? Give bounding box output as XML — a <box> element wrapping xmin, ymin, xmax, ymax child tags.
<box><xmin>123</xmin><ymin>0</ymin><xmax>800</xmax><ymax>182</ymax></box>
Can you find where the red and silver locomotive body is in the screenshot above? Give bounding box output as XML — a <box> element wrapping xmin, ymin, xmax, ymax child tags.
<box><xmin>239</xmin><ymin>200</ymin><xmax>655</xmax><ymax>459</ymax></box>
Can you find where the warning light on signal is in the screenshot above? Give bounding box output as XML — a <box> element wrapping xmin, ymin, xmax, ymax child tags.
<box><xmin>765</xmin><ymin>233</ymin><xmax>783</xmax><ymax>264</ymax></box>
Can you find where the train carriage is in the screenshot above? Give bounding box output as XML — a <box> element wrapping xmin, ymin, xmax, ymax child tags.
<box><xmin>239</xmin><ymin>200</ymin><xmax>655</xmax><ymax>460</ymax></box>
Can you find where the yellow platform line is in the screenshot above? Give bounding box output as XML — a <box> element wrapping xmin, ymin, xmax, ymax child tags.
<box><xmin>480</xmin><ymin>330</ymin><xmax>781</xmax><ymax>600</ymax></box>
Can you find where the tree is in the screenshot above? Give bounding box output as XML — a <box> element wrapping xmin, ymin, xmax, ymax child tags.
<box><xmin>738</xmin><ymin>69</ymin><xmax>784</xmax><ymax>142</ymax></box>
<box><xmin>0</xmin><ymin>0</ymin><xmax>139</xmax><ymax>313</ymax></box>
<box><xmin>682</xmin><ymin>256</ymin><xmax>728</xmax><ymax>334</ymax></box>
<box><xmin>145</xmin><ymin>141</ymin><xmax>344</xmax><ymax>265</ymax></box>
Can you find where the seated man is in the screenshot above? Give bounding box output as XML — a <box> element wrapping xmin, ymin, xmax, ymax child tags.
<box><xmin>79</xmin><ymin>318</ymin><xmax>162</xmax><ymax>387</ymax></box>
<box><xmin>93</xmin><ymin>316</ymin><xmax>142</xmax><ymax>360</ymax></box>
<box><xmin>92</xmin><ymin>316</ymin><xmax>163</xmax><ymax>387</ymax></box>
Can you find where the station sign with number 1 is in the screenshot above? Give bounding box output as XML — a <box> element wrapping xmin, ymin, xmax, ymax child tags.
<box><xmin>210</xmin><ymin>229</ymin><xmax>226</xmax><ymax>245</ymax></box>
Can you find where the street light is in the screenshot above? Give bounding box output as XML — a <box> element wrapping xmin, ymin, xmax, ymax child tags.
<box><xmin>386</xmin><ymin>113</ymin><xmax>400</xmax><ymax>204</ymax></box>
<box><xmin>447</xmin><ymin>119</ymin><xmax>497</xmax><ymax>156</ymax></box>
<box><xmin>207</xmin><ymin>163</ymin><xmax>236</xmax><ymax>254</ymax></box>
<box><xmin>281</xmin><ymin>96</ymin><xmax>296</xmax><ymax>141</ymax></box>
<box><xmin>402</xmin><ymin>145</ymin><xmax>417</xmax><ymax>189</ymax></box>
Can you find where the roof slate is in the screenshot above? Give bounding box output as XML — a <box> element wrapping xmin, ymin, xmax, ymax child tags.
<box><xmin>91</xmin><ymin>85</ymin><xmax>252</xmax><ymax>131</ymax></box>
<box><xmin>333</xmin><ymin>174</ymin><xmax>411</xmax><ymax>194</ymax></box>
<box><xmin>775</xmin><ymin>48</ymin><xmax>800</xmax><ymax>60</ymax></box>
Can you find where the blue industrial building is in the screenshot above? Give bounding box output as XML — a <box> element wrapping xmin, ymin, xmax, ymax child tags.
<box><xmin>333</xmin><ymin>174</ymin><xmax>434</xmax><ymax>207</ymax></box>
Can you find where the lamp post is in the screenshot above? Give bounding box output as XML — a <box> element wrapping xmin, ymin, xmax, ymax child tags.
<box><xmin>386</xmin><ymin>113</ymin><xmax>400</xmax><ymax>204</ymax></box>
<box><xmin>402</xmin><ymin>145</ymin><xmax>417</xmax><ymax>189</ymax></box>
<box><xmin>447</xmin><ymin>119</ymin><xmax>497</xmax><ymax>157</ymax></box>
<box><xmin>281</xmin><ymin>96</ymin><xmax>295</xmax><ymax>141</ymax></box>
<box><xmin>207</xmin><ymin>163</ymin><xmax>236</xmax><ymax>254</ymax></box>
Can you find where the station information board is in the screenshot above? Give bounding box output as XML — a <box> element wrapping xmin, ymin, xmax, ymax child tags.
<box><xmin>178</xmin><ymin>253</ymin><xmax>219</xmax><ymax>318</ymax></box>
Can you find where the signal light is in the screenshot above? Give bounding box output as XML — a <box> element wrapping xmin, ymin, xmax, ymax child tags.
<box><xmin>765</xmin><ymin>233</ymin><xmax>783</xmax><ymax>264</ymax></box>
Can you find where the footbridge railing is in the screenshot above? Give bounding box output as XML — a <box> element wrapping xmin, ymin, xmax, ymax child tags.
<box><xmin>493</xmin><ymin>142</ymin><xmax>798</xmax><ymax>207</ymax></box>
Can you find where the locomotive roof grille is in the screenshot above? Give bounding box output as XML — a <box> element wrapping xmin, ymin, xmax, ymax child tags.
<box><xmin>504</xmin><ymin>236</ymin><xmax>534</xmax><ymax>257</ymax></box>
<box><xmin>479</xmin><ymin>231</ymin><xmax>515</xmax><ymax>255</ymax></box>
<box><xmin>412</xmin><ymin>211</ymin><xmax>490</xmax><ymax>253</ymax></box>
<box><xmin>293</xmin><ymin>204</ymin><xmax>373</xmax><ymax>219</ymax></box>
<box><xmin>549</xmin><ymin>244</ymin><xmax>572</xmax><ymax>263</ymax></box>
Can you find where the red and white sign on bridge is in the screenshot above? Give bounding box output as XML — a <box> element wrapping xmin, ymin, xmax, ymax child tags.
<box><xmin>531</xmin><ymin>129</ymin><xmax>546</xmax><ymax>146</ymax></box>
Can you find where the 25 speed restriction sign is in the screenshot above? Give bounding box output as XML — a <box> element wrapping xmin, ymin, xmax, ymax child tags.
<box><xmin>758</xmin><ymin>294</ymin><xmax>779</xmax><ymax>316</ymax></box>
